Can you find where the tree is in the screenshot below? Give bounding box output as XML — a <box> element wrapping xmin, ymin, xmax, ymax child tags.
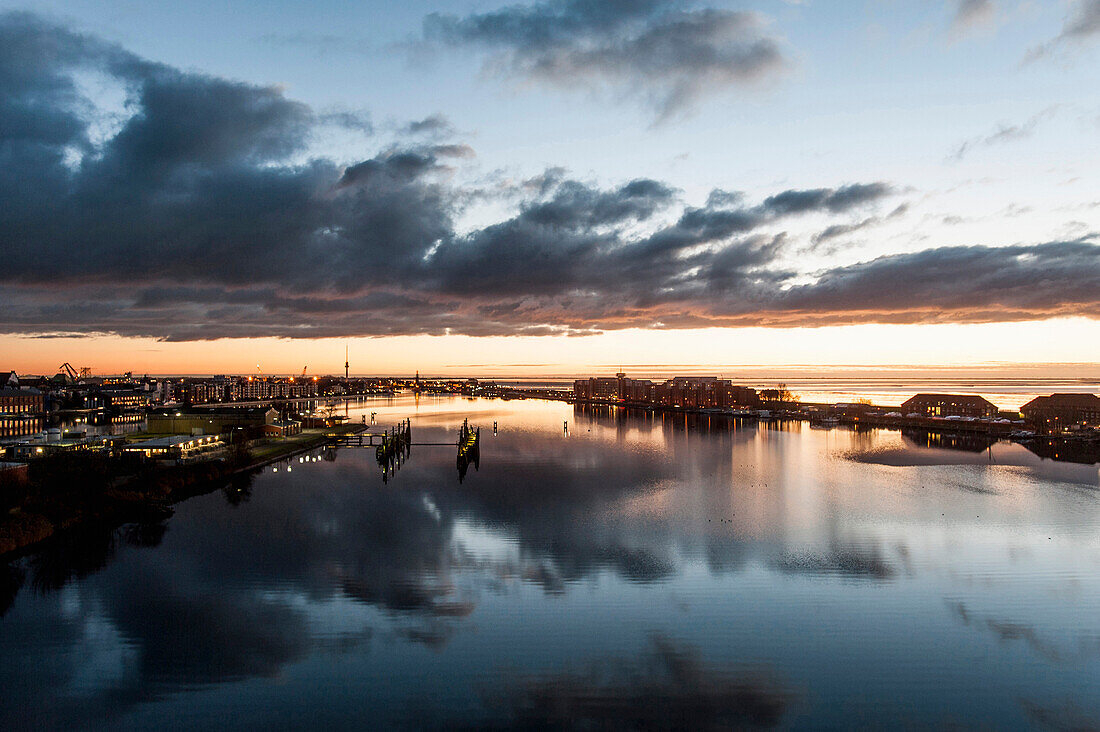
<box><xmin>776</xmin><ymin>384</ymin><xmax>797</xmax><ymax>404</ymax></box>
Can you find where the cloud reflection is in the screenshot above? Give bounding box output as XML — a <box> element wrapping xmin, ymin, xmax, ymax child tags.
<box><xmin>475</xmin><ymin>634</ymin><xmax>795</xmax><ymax>729</ymax></box>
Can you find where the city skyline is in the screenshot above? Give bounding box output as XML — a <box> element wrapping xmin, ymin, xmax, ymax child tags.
<box><xmin>1</xmin><ymin>1</ymin><xmax>1098</xmax><ymax>371</ymax></box>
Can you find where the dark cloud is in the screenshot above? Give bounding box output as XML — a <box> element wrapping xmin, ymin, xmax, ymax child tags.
<box><xmin>317</xmin><ymin>108</ymin><xmax>374</xmax><ymax>133</ymax></box>
<box><xmin>1025</xmin><ymin>0</ymin><xmax>1100</xmax><ymax>60</ymax></box>
<box><xmin>763</xmin><ymin>239</ymin><xmax>1100</xmax><ymax>327</ymax></box>
<box><xmin>1063</xmin><ymin>0</ymin><xmax>1100</xmax><ymax>39</ymax></box>
<box><xmin>0</xmin><ymin>12</ymin><xmax>1097</xmax><ymax>341</ymax></box>
<box><xmin>950</xmin><ymin>107</ymin><xmax>1058</xmax><ymax>161</ymax></box>
<box><xmin>951</xmin><ymin>0</ymin><xmax>995</xmax><ymax>32</ymax></box>
<box><xmin>808</xmin><ymin>202</ymin><xmax>909</xmax><ymax>250</ymax></box>
<box><xmin>762</xmin><ymin>183</ymin><xmax>892</xmax><ymax>216</ymax></box>
<box><xmin>811</xmin><ymin>218</ymin><xmax>877</xmax><ymax>245</ymax></box>
<box><xmin>401</xmin><ymin>112</ymin><xmax>454</xmax><ymax>136</ymax></box>
<box><xmin>420</xmin><ymin>0</ymin><xmax>788</xmax><ymax>121</ymax></box>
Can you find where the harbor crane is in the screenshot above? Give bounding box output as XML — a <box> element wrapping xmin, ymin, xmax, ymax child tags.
<box><xmin>58</xmin><ymin>363</ymin><xmax>92</xmax><ymax>383</ymax></box>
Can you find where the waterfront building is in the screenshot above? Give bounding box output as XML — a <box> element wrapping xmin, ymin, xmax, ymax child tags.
<box><xmin>3</xmin><ymin>435</ymin><xmax>116</xmax><ymax>460</ymax></box>
<box><xmin>83</xmin><ymin>387</ymin><xmax>150</xmax><ymax>412</ymax></box>
<box><xmin>147</xmin><ymin>407</ymin><xmax>278</xmax><ymax>435</ymax></box>
<box><xmin>0</xmin><ymin>387</ymin><xmax>46</xmax><ymax>438</ymax></box>
<box><xmin>122</xmin><ymin>434</ymin><xmax>221</xmax><ymax>460</ymax></box>
<box><xmin>573</xmin><ymin>374</ymin><xmax>758</xmax><ymax>409</ymax></box>
<box><xmin>573</xmin><ymin>377</ymin><xmax>621</xmax><ymax>401</ymax></box>
<box><xmin>265</xmin><ymin>419</ymin><xmax>303</xmax><ymax>437</ymax></box>
<box><xmin>900</xmin><ymin>394</ymin><xmax>998</xmax><ymax>419</ymax></box>
<box><xmin>1021</xmin><ymin>393</ymin><xmax>1100</xmax><ymax>433</ymax></box>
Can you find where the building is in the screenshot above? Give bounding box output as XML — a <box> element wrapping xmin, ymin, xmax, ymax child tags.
<box><xmin>573</xmin><ymin>377</ymin><xmax>621</xmax><ymax>401</ymax></box>
<box><xmin>264</xmin><ymin>419</ymin><xmax>302</xmax><ymax>437</ymax></box>
<box><xmin>573</xmin><ymin>374</ymin><xmax>757</xmax><ymax>409</ymax></box>
<box><xmin>1021</xmin><ymin>393</ymin><xmax>1100</xmax><ymax>433</ymax></box>
<box><xmin>83</xmin><ymin>387</ymin><xmax>150</xmax><ymax>413</ymax></box>
<box><xmin>0</xmin><ymin>387</ymin><xmax>46</xmax><ymax>438</ymax></box>
<box><xmin>123</xmin><ymin>434</ymin><xmax>221</xmax><ymax>460</ymax></box>
<box><xmin>900</xmin><ymin>394</ymin><xmax>998</xmax><ymax>419</ymax></box>
<box><xmin>147</xmin><ymin>407</ymin><xmax>277</xmax><ymax>435</ymax></box>
<box><xmin>187</xmin><ymin>381</ymin><xmax>224</xmax><ymax>404</ymax></box>
<box><xmin>4</xmin><ymin>436</ymin><xmax>108</xmax><ymax>460</ymax></box>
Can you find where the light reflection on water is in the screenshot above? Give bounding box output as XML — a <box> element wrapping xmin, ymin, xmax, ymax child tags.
<box><xmin>1</xmin><ymin>396</ymin><xmax>1099</xmax><ymax>729</ymax></box>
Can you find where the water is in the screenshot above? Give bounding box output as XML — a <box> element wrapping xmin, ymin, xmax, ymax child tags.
<box><xmin>2</xmin><ymin>396</ymin><xmax>1099</xmax><ymax>729</ymax></box>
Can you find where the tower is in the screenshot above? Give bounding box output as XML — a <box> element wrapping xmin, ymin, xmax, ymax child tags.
<box><xmin>345</xmin><ymin>345</ymin><xmax>349</xmax><ymax>381</ymax></box>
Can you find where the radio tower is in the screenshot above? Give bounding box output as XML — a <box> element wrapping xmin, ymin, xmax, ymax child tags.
<box><xmin>345</xmin><ymin>345</ymin><xmax>349</xmax><ymax>380</ymax></box>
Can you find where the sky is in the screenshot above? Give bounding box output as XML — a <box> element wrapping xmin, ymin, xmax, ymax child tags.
<box><xmin>1</xmin><ymin>0</ymin><xmax>1098</xmax><ymax>377</ymax></box>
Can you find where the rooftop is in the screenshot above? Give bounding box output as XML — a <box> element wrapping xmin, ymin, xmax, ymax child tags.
<box><xmin>150</xmin><ymin>406</ymin><xmax>276</xmax><ymax>417</ymax></box>
<box><xmin>1022</xmin><ymin>393</ymin><xmax>1100</xmax><ymax>409</ymax></box>
<box><xmin>902</xmin><ymin>393</ymin><xmax>996</xmax><ymax>406</ymax></box>
<box><xmin>126</xmin><ymin>435</ymin><xmax>219</xmax><ymax>449</ymax></box>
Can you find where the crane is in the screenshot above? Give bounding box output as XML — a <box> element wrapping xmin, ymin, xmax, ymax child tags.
<box><xmin>59</xmin><ymin>363</ymin><xmax>78</xmax><ymax>380</ymax></box>
<box><xmin>302</xmin><ymin>366</ymin><xmax>308</xmax><ymax>378</ymax></box>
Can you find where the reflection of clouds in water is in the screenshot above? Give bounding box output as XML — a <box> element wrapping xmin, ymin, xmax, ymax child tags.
<box><xmin>1019</xmin><ymin>699</ymin><xmax>1100</xmax><ymax>732</ymax></box>
<box><xmin>3</xmin><ymin>398</ymin><xmax>1098</xmax><ymax>726</ymax></box>
<box><xmin>0</xmin><ymin>563</ymin><xmax>317</xmax><ymax>726</ymax></box>
<box><xmin>945</xmin><ymin>600</ymin><xmax>1100</xmax><ymax>665</ymax></box>
<box><xmin>769</xmin><ymin>546</ymin><xmax>896</xmax><ymax>580</ymax></box>
<box><xmin>476</xmin><ymin>634</ymin><xmax>795</xmax><ymax>729</ymax></box>
<box><xmin>65</xmin><ymin>610</ymin><xmax>140</xmax><ymax>695</ymax></box>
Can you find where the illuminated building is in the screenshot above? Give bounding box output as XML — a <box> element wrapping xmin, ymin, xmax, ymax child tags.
<box><xmin>1021</xmin><ymin>393</ymin><xmax>1100</xmax><ymax>433</ymax></box>
<box><xmin>900</xmin><ymin>394</ymin><xmax>998</xmax><ymax>418</ymax></box>
<box><xmin>0</xmin><ymin>387</ymin><xmax>45</xmax><ymax>437</ymax></box>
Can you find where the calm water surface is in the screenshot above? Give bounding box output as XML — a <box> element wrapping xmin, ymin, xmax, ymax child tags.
<box><xmin>2</xmin><ymin>396</ymin><xmax>1099</xmax><ymax>729</ymax></box>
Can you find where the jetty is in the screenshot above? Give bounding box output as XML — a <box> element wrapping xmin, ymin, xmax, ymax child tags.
<box><xmin>456</xmin><ymin>419</ymin><xmax>480</xmax><ymax>482</ymax></box>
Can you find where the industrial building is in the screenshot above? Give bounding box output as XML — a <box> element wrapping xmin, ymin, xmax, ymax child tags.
<box><xmin>146</xmin><ymin>407</ymin><xmax>278</xmax><ymax>435</ymax></box>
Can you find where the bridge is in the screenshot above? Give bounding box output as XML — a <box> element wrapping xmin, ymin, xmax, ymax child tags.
<box><xmin>326</xmin><ymin>432</ymin><xmax>457</xmax><ymax>447</ymax></box>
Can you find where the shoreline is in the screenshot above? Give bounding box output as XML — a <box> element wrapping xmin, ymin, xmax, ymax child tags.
<box><xmin>569</xmin><ymin>397</ymin><xmax>1099</xmax><ymax>443</ymax></box>
<box><xmin>0</xmin><ymin>423</ymin><xmax>367</xmax><ymax>559</ymax></box>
